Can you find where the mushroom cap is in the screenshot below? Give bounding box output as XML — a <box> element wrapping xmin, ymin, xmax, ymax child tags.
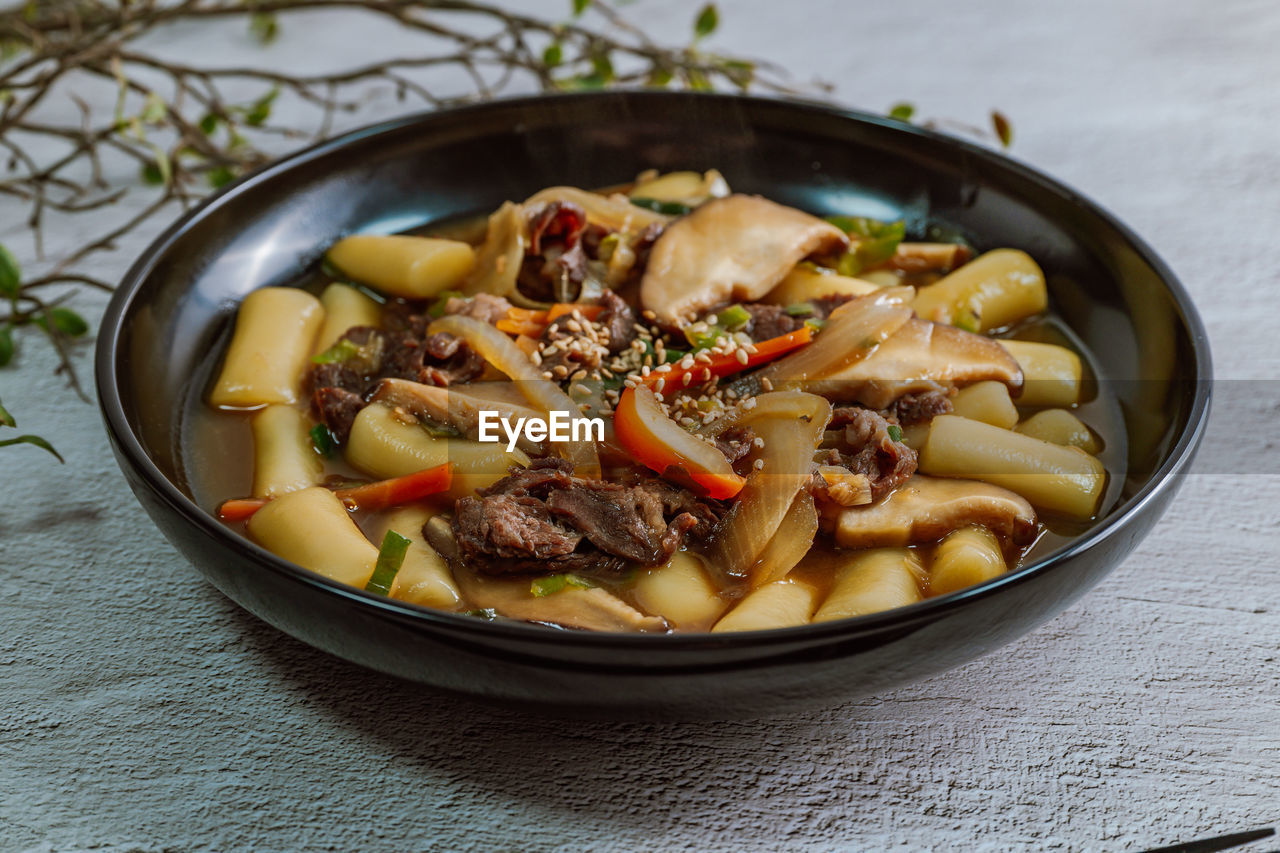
<box><xmin>831</xmin><ymin>474</ymin><xmax>1037</xmax><ymax>549</ymax></box>
<box><xmin>805</xmin><ymin>317</ymin><xmax>1024</xmax><ymax>409</ymax></box>
<box><xmin>640</xmin><ymin>194</ymin><xmax>848</xmax><ymax>327</ymax></box>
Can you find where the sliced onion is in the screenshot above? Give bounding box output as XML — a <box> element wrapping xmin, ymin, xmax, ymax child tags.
<box><xmin>705</xmin><ymin>391</ymin><xmax>831</xmax><ymax>580</ymax></box>
<box><xmin>747</xmin><ymin>490</ymin><xmax>819</xmax><ymax>588</ymax></box>
<box><xmin>428</xmin><ymin>314</ymin><xmax>601</xmax><ymax>477</ymax></box>
<box><xmin>462</xmin><ymin>201</ymin><xmax>527</xmax><ymax>301</ymax></box>
<box><xmin>524</xmin><ymin>186</ymin><xmax>671</xmax><ymax>232</ymax></box>
<box><xmin>754</xmin><ymin>286</ymin><xmax>914</xmax><ymax>385</ymax></box>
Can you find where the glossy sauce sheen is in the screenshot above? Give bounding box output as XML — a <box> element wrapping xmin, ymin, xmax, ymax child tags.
<box><xmin>180</xmin><ymin>214</ymin><xmax>1128</xmax><ymax>628</ymax></box>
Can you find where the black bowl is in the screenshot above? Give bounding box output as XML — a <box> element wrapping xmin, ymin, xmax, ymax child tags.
<box><xmin>96</xmin><ymin>91</ymin><xmax>1211</xmax><ymax>717</ymax></box>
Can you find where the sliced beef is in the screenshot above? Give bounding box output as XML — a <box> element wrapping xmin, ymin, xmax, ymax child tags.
<box><xmin>623</xmin><ymin>473</ymin><xmax>727</xmax><ymax>541</ymax></box>
<box><xmin>820</xmin><ymin>406</ymin><xmax>918</xmax><ymax>501</ymax></box>
<box><xmin>886</xmin><ymin>390</ymin><xmax>953</xmax><ymax>426</ymax></box>
<box><xmin>742</xmin><ymin>303</ymin><xmax>805</xmax><ymax>341</ymax></box>
<box><xmin>714</xmin><ymin>425</ymin><xmax>757</xmax><ymax>466</ymax></box>
<box><xmin>313</xmin><ymin>387</ymin><xmax>364</xmax><ymax>444</ymax></box>
<box><xmin>305</xmin><ymin>324</ymin><xmax>485</xmax><ymax>445</ymax></box>
<box><xmin>451</xmin><ymin>458</ymin><xmax>713</xmax><ymax>577</ymax></box>
<box><xmin>452</xmin><ymin>493</ymin><xmax>596</xmax><ymax>575</ymax></box>
<box><xmin>597</xmin><ymin>289</ymin><xmax>638</xmax><ymax>354</ymax></box>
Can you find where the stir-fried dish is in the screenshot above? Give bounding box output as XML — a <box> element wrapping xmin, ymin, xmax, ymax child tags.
<box><xmin>203</xmin><ymin>169</ymin><xmax>1115</xmax><ymax>633</ymax></box>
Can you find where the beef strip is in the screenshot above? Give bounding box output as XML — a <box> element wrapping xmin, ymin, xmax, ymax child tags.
<box><xmin>818</xmin><ymin>406</ymin><xmax>918</xmax><ymax>502</ymax></box>
<box><xmin>313</xmin><ymin>387</ymin><xmax>364</xmax><ymax>444</ymax></box>
<box><xmin>596</xmin><ymin>289</ymin><xmax>638</xmax><ymax>354</ymax></box>
<box><xmin>714</xmin><ymin>425</ymin><xmax>757</xmax><ymax>466</ymax></box>
<box><xmin>742</xmin><ymin>303</ymin><xmax>805</xmax><ymax>341</ymax></box>
<box><xmin>886</xmin><ymin>390</ymin><xmax>953</xmax><ymax>426</ymax></box>
<box><xmin>450</xmin><ymin>458</ymin><xmax>715</xmax><ymax>577</ymax></box>
<box><xmin>305</xmin><ymin>323</ymin><xmax>485</xmax><ymax>446</ymax></box>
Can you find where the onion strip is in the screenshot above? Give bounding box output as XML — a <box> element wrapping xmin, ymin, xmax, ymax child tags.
<box><xmin>754</xmin><ymin>286</ymin><xmax>914</xmax><ymax>385</ymax></box>
<box><xmin>705</xmin><ymin>391</ymin><xmax>831</xmax><ymax>579</ymax></box>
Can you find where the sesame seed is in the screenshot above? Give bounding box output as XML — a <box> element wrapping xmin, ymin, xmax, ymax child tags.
<box><xmin>735</xmin><ymin>349</ymin><xmax>749</xmax><ymax>365</ymax></box>
<box><xmin>654</xmin><ymin>378</ymin><xmax>666</xmax><ymax>394</ymax></box>
<box><xmin>706</xmin><ymin>314</ymin><xmax>718</xmax><ymax>326</ymax></box>
<box><xmin>642</xmin><ymin>310</ymin><xmax>657</xmax><ymax>321</ymax></box>
<box><xmin>695</xmin><ymin>352</ymin><xmax>712</xmax><ymax>364</ymax></box>
<box><xmin>641</xmin><ymin>365</ymin><xmax>651</xmax><ymax>377</ymax></box>
<box><xmin>680</xmin><ymin>354</ymin><xmax>695</xmax><ymax>370</ymax></box>
<box><xmin>542</xmin><ymin>371</ymin><xmax>554</xmax><ymax>380</ymax></box>
<box><xmin>752</xmin><ymin>437</ymin><xmax>765</xmax><ymax>448</ymax></box>
<box><xmin>567</xmin><ymin>320</ymin><xmax>582</xmax><ymax>333</ymax></box>
<box><xmin>624</xmin><ymin>378</ymin><xmax>638</xmax><ymax>389</ymax></box>
<box><xmin>553</xmin><ymin>365</ymin><xmax>568</xmax><ymax>378</ymax></box>
<box><xmin>571</xmin><ymin>383</ymin><xmax>591</xmax><ymax>396</ymax></box>
<box><xmin>753</xmin><ymin>458</ymin><xmax>765</xmax><ymax>470</ymax></box>
<box><xmin>682</xmin><ymin>372</ymin><xmax>693</xmax><ymax>386</ymax></box>
<box><xmin>742</xmin><ymin>397</ymin><xmax>757</xmax><ymax>410</ymax></box>
<box><xmin>701</xmin><ymin>368</ymin><xmax>712</xmax><ymax>381</ymax></box>
<box><xmin>760</xmin><ymin>377</ymin><xmax>774</xmax><ymax>391</ymax></box>
<box><xmin>570</xmin><ymin>369</ymin><xmax>588</xmax><ymax>381</ymax></box>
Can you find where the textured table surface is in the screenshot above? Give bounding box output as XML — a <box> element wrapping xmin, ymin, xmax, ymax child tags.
<box><xmin>3</xmin><ymin>1</ymin><xmax>1278</xmax><ymax>850</ymax></box>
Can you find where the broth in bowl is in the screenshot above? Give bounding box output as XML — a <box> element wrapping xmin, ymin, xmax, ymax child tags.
<box><xmin>192</xmin><ymin>169</ymin><xmax>1125</xmax><ymax>633</ymax></box>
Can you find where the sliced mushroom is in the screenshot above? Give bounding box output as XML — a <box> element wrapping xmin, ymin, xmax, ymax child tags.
<box><xmin>831</xmin><ymin>474</ymin><xmax>1036</xmax><ymax>549</ymax></box>
<box><xmin>370</xmin><ymin>378</ymin><xmax>547</xmax><ymax>455</ymax></box>
<box><xmin>457</xmin><ymin>572</ymin><xmax>669</xmax><ymax>632</ymax></box>
<box><xmin>806</xmin><ymin>317</ymin><xmax>1023</xmax><ymax>409</ymax></box>
<box><xmin>640</xmin><ymin>194</ymin><xmax>849</xmax><ymax>326</ymax></box>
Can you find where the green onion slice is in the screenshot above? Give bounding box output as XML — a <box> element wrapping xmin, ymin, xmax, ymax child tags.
<box><xmin>365</xmin><ymin>531</ymin><xmax>411</xmax><ymax>595</ymax></box>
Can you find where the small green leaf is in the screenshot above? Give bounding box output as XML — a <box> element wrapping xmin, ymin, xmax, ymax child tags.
<box><xmin>310</xmin><ymin>424</ymin><xmax>335</xmax><ymax>458</ymax></box>
<box><xmin>647</xmin><ymin>66</ymin><xmax>674</xmax><ymax>88</ymax></box>
<box><xmin>244</xmin><ymin>87</ymin><xmax>278</xmax><ymax>127</ymax></box>
<box><xmin>694</xmin><ymin>3</ymin><xmax>718</xmax><ymax>39</ymax></box>
<box><xmin>542</xmin><ymin>41</ymin><xmax>563</xmax><ymax>68</ymax></box>
<box><xmin>590</xmin><ymin>53</ymin><xmax>614</xmax><ymax>83</ymax></box>
<box><xmin>992</xmin><ymin>110</ymin><xmax>1013</xmax><ymax>148</ymax></box>
<box><xmin>0</xmin><ymin>434</ymin><xmax>64</xmax><ymax>463</ymax></box>
<box><xmin>365</xmin><ymin>530</ymin><xmax>411</xmax><ymax>595</ymax></box>
<box><xmin>571</xmin><ymin>0</ymin><xmax>590</xmax><ymax>15</ymax></box>
<box><xmin>310</xmin><ymin>337</ymin><xmax>362</xmax><ymax>365</ymax></box>
<box><xmin>686</xmin><ymin>68</ymin><xmax>712</xmax><ymax>91</ymax></box>
<box><xmin>717</xmin><ymin>304</ymin><xmax>752</xmax><ymax>331</ymax></box>
<box><xmin>198</xmin><ymin>113</ymin><xmax>219</xmax><ymax>135</ymax></box>
<box><xmin>720</xmin><ymin>58</ymin><xmax>754</xmax><ymax>89</ymax></box>
<box><xmin>35</xmin><ymin>307</ymin><xmax>89</xmax><ymax>337</ymax></box>
<box><xmin>207</xmin><ymin>166</ymin><xmax>236</xmax><ymax>189</ymax></box>
<box><xmin>0</xmin><ymin>396</ymin><xmax>13</xmax><ymax>427</ymax></box>
<box><xmin>140</xmin><ymin>160</ymin><xmax>165</xmax><ymax>185</ymax></box>
<box><xmin>887</xmin><ymin>424</ymin><xmax>903</xmax><ymax>442</ymax></box>
<box><xmin>531</xmin><ymin>573</ymin><xmax>594</xmax><ymax>597</ymax></box>
<box><xmin>630</xmin><ymin>197</ymin><xmax>693</xmax><ymax>216</ymax></box>
<box><xmin>0</xmin><ymin>325</ymin><xmax>12</xmax><ymax>367</ymax></box>
<box><xmin>139</xmin><ymin>92</ymin><xmax>166</xmax><ymax>124</ymax></box>
<box><xmin>0</xmin><ymin>243</ymin><xmax>20</xmax><ymax>299</ymax></box>
<box><xmin>249</xmin><ymin>11</ymin><xmax>279</xmax><ymax>44</ymax></box>
<box><xmin>888</xmin><ymin>102</ymin><xmax>915</xmax><ymax>122</ymax></box>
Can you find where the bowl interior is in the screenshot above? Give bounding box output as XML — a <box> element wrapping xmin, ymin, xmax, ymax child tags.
<box><xmin>103</xmin><ymin>91</ymin><xmax>1207</xmax><ymax>602</ymax></box>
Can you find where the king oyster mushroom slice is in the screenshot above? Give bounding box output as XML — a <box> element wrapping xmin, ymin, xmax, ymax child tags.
<box><xmin>640</xmin><ymin>194</ymin><xmax>849</xmax><ymax>327</ymax></box>
<box><xmin>805</xmin><ymin>317</ymin><xmax>1024</xmax><ymax>409</ymax></box>
<box><xmin>832</xmin><ymin>475</ymin><xmax>1037</xmax><ymax>550</ymax></box>
<box><xmin>370</xmin><ymin>378</ymin><xmax>547</xmax><ymax>455</ymax></box>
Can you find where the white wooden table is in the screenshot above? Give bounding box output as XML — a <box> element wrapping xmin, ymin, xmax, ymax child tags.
<box><xmin>3</xmin><ymin>1</ymin><xmax>1277</xmax><ymax>850</ymax></box>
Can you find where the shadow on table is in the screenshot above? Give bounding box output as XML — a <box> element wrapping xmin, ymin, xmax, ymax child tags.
<box><xmin>221</xmin><ymin>597</ymin><xmax>881</xmax><ymax>828</ymax></box>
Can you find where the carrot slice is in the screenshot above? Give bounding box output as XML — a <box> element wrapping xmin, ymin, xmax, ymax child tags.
<box><xmin>642</xmin><ymin>327</ymin><xmax>812</xmax><ymax>398</ymax></box>
<box><xmin>216</xmin><ymin>462</ymin><xmax>454</xmax><ymax>522</ymax></box>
